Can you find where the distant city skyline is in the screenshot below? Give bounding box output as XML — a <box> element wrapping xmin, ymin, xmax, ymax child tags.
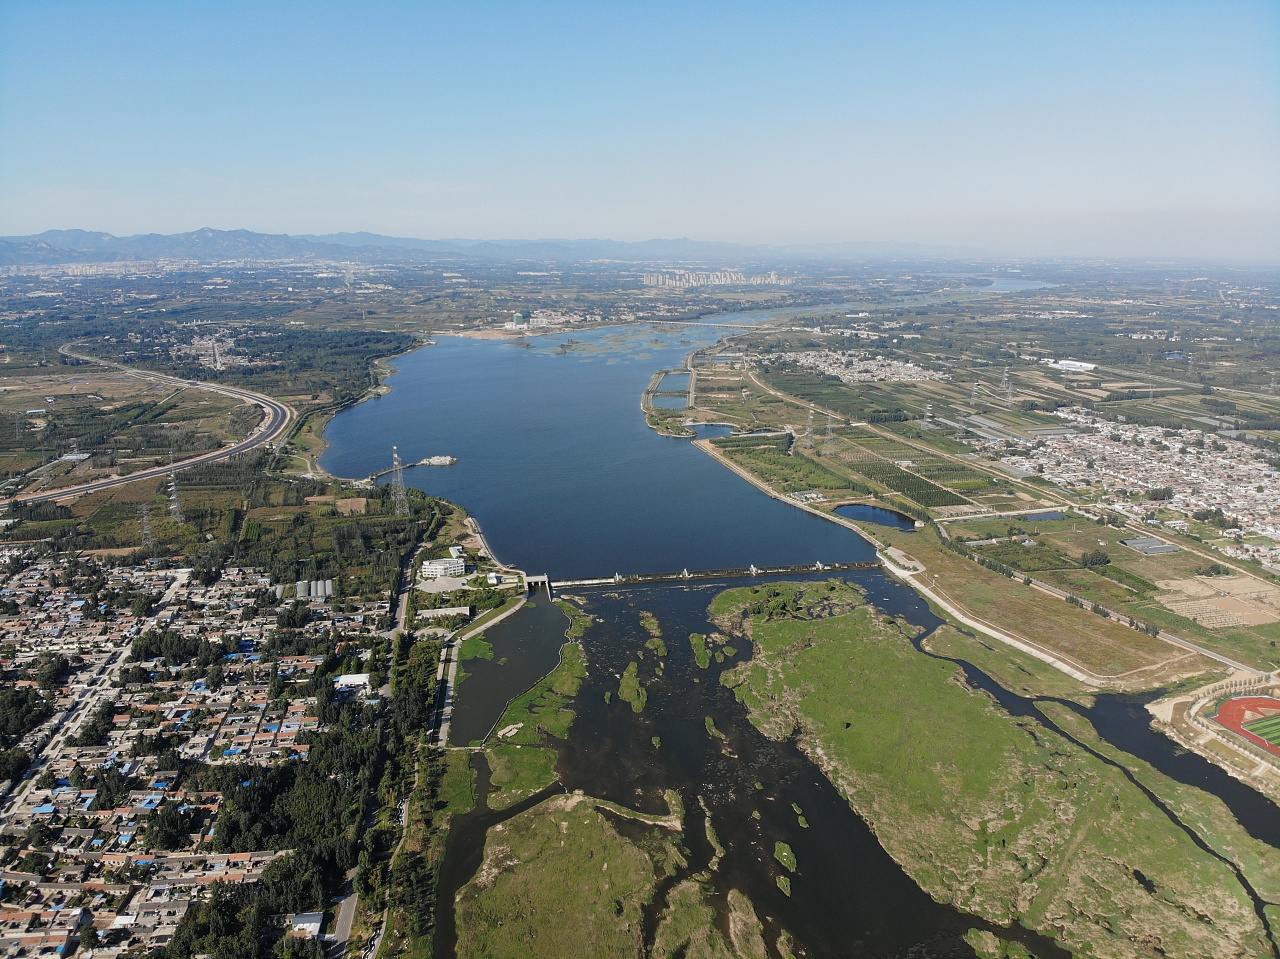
<box><xmin>1</xmin><ymin>1</ymin><xmax>1277</xmax><ymax>260</ymax></box>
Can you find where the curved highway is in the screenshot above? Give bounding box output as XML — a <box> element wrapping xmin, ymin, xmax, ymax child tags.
<box><xmin>4</xmin><ymin>346</ymin><xmax>294</xmax><ymax>506</ymax></box>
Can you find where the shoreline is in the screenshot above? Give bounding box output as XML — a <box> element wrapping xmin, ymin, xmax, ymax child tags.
<box><xmin>295</xmin><ymin>338</ymin><xmax>433</xmax><ymax>480</ymax></box>
<box><xmin>692</xmin><ymin>430</ymin><xmax>1280</xmax><ymax>797</ymax></box>
<box><xmin>692</xmin><ymin>437</ymin><xmax>1111</xmax><ymax>684</ymax></box>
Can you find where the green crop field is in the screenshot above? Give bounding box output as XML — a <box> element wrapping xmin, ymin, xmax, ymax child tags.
<box><xmin>712</xmin><ymin>440</ymin><xmax>863</xmax><ymax>494</ymax></box>
<box><xmin>841</xmin><ymin>456</ymin><xmax>968</xmax><ymax>506</ymax></box>
<box><xmin>1243</xmin><ymin>714</ymin><xmax>1280</xmax><ymax>746</ymax></box>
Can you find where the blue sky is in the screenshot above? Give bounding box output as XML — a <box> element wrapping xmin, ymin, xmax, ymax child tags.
<box><xmin>2</xmin><ymin>1</ymin><xmax>1277</xmax><ymax>258</ymax></box>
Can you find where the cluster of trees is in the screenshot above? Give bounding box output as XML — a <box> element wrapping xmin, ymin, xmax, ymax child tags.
<box><xmin>0</xmin><ymin>687</ymin><xmax>49</xmax><ymax>783</ymax></box>
<box><xmin>22</xmin><ymin>451</ymin><xmax>445</xmax><ymax>606</ymax></box>
<box><xmin>1201</xmin><ymin>396</ymin><xmax>1280</xmax><ymax>430</ymax></box>
<box><xmin>71</xmin><ymin>703</ymin><xmax>120</xmax><ymax>747</ymax></box>
<box><xmin>0</xmin><ymin>687</ymin><xmax>51</xmax><ymax>742</ymax></box>
<box><xmin>6</xmin><ymin>306</ymin><xmax>414</xmax><ymax>413</ymax></box>
<box><xmin>165</xmin><ymin>874</ymin><xmax>324</xmax><ymax>959</ymax></box>
<box><xmin>1196</xmin><ymin>563</ymin><xmax>1231</xmax><ymax>577</ymax></box>
<box><xmin>9</xmin><ymin>501</ymin><xmax>72</xmax><ymax>523</ymax></box>
<box><xmin>131</xmin><ymin>628</ymin><xmax>234</xmax><ymax>671</ymax></box>
<box><xmin>712</xmin><ymin>433</ymin><xmax>790</xmax><ymax>453</ymax></box>
<box><xmin>198</xmin><ymin>473</ymin><xmax>443</xmax><ymax>599</ymax></box>
<box><xmin>84</xmin><ymin>323</ymin><xmax>416</xmax><ymax>410</ymax></box>
<box><xmin>744</xmin><ymin>585</ymin><xmax>808</xmax><ymax>622</ymax></box>
<box><xmin>847</xmin><ymin>457</ymin><xmax>967</xmax><ymax>508</ymax></box>
<box><xmin>275</xmin><ymin>602</ymin><xmax>312</xmax><ymax>630</ymax></box>
<box><xmin>389</xmin><ymin>635</ymin><xmax>439</xmax><ymax>739</ymax></box>
<box><xmin>145</xmin><ymin>800</ymin><xmax>197</xmax><ymax>851</ymax></box>
<box><xmin>165</xmin><ymin>646</ymin><xmax>390</xmax><ymax>959</ymax></box>
<box><xmin>88</xmin><ymin>765</ymin><xmax>142</xmax><ymax>812</ymax></box>
<box><xmin>1192</xmin><ymin>507</ymin><xmax>1241</xmax><ymax>529</ymax></box>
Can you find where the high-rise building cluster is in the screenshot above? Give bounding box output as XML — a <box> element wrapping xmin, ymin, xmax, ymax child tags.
<box><xmin>642</xmin><ymin>270</ymin><xmax>792</xmax><ymax>289</ymax></box>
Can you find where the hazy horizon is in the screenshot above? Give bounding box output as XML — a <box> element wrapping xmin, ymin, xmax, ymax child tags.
<box><xmin>2</xmin><ymin>1</ymin><xmax>1278</xmax><ymax>260</ymax></box>
<box><xmin>9</xmin><ymin>224</ymin><xmax>1280</xmax><ymax>268</ymax></box>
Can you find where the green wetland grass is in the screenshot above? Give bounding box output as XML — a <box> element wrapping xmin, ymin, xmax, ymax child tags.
<box><xmin>716</xmin><ymin>583</ymin><xmax>1275</xmax><ymax>959</ymax></box>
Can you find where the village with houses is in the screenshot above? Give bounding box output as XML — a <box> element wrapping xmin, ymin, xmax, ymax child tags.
<box><xmin>0</xmin><ymin>548</ymin><xmax>412</xmax><ymax>959</ymax></box>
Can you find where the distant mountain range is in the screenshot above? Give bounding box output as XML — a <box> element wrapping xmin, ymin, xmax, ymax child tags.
<box><xmin>0</xmin><ymin>227</ymin><xmax>952</xmax><ymax>266</ymax></box>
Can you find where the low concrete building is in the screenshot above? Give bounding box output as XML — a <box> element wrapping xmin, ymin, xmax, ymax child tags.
<box><xmin>418</xmin><ymin>606</ymin><xmax>473</xmax><ymax>620</ymax></box>
<box><xmin>291</xmin><ymin>912</ymin><xmax>325</xmax><ymax>937</ymax></box>
<box><xmin>421</xmin><ymin>557</ymin><xmax>466</xmax><ymax>579</ymax></box>
<box><xmin>1121</xmin><ymin>537</ymin><xmax>1180</xmax><ymax>555</ymax></box>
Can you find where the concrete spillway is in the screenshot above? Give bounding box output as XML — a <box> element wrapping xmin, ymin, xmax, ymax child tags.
<box><xmin>550</xmin><ymin>560</ymin><xmax>881</xmax><ymax>590</ymax></box>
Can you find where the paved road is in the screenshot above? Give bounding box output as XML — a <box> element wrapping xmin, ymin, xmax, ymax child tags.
<box><xmin>327</xmin><ymin>872</ymin><xmax>359</xmax><ymax>958</ymax></box>
<box><xmin>3</xmin><ymin>346</ymin><xmax>294</xmax><ymax>506</ymax></box>
<box><xmin>394</xmin><ymin>542</ymin><xmax>428</xmax><ymax>634</ymax></box>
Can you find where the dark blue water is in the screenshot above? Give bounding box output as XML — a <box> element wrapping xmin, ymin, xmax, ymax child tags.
<box><xmin>322</xmin><ymin>325</ymin><xmax>874</xmax><ymax>579</ymax></box>
<box><xmin>657</xmin><ymin>371</ymin><xmax>691</xmax><ymax>391</ymax></box>
<box><xmin>650</xmin><ymin>393</ymin><xmax>688</xmax><ymax>409</ymax></box>
<box><xmin>834</xmin><ymin>503</ymin><xmax>918</xmax><ymax>531</ymax></box>
<box><xmin>448</xmin><ymin>598</ymin><xmax>571</xmax><ymax>747</ymax></box>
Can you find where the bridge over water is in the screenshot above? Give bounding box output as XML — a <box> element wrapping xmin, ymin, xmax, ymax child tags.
<box><xmin>537</xmin><ymin>560</ymin><xmax>881</xmax><ymax>594</ymax></box>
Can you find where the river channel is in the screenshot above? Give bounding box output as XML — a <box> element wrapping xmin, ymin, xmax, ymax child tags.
<box><xmin>320</xmin><ymin>316</ymin><xmax>1279</xmax><ymax>958</ymax></box>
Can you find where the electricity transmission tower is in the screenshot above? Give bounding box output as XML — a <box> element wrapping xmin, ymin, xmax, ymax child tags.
<box><xmin>168</xmin><ymin>474</ymin><xmax>183</xmax><ymax>524</ymax></box>
<box><xmin>390</xmin><ymin>447</ymin><xmax>410</xmax><ymax>516</ymax></box>
<box><xmin>140</xmin><ymin>503</ymin><xmax>155</xmax><ymax>553</ymax></box>
<box><xmin>823</xmin><ymin>415</ymin><xmax>835</xmax><ymax>457</ymax></box>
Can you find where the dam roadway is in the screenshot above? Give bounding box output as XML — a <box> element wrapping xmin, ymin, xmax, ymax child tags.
<box><xmin>4</xmin><ymin>346</ymin><xmax>294</xmax><ymax>506</ymax></box>
<box><xmin>549</xmin><ymin>560</ymin><xmax>881</xmax><ymax>591</ymax></box>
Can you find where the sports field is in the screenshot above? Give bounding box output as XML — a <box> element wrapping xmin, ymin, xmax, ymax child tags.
<box><xmin>1243</xmin><ymin>713</ymin><xmax>1280</xmax><ymax>747</ymax></box>
<box><xmin>1211</xmin><ymin>696</ymin><xmax>1280</xmax><ymax>757</ymax></box>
